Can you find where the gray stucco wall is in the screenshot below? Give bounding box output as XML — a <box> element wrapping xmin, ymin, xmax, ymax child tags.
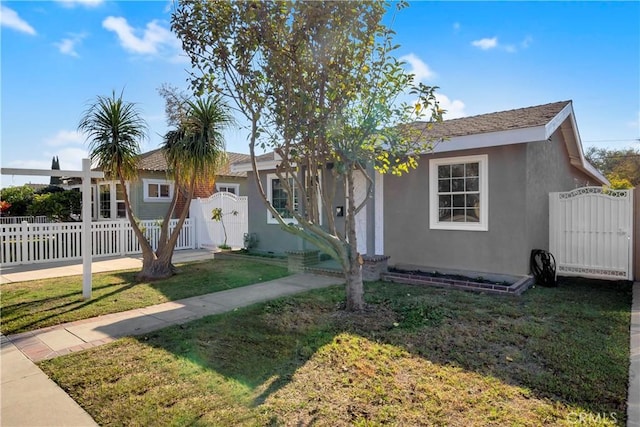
<box><xmin>383</xmin><ymin>126</ymin><xmax>599</xmax><ymax>277</ymax></box>
<box><xmin>246</xmin><ymin>170</ymin><xmax>310</xmax><ymax>254</ymax></box>
<box><xmin>132</xmin><ymin>171</ymin><xmax>174</xmax><ymax>220</ymax></box>
<box><xmin>215</xmin><ymin>176</ymin><xmax>248</xmax><ymax>196</ymax></box>
<box><xmin>245</xmin><ymin>169</ymin><xmax>347</xmax><ymax>256</ymax></box>
<box><xmin>384</xmin><ymin>144</ymin><xmax>530</xmax><ymax>276</ymax></box>
<box><xmin>524</xmin><ymin>132</ymin><xmax>595</xmax><ymax>256</ymax></box>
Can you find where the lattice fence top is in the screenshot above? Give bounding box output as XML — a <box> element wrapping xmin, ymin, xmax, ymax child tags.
<box><xmin>557</xmin><ymin>186</ymin><xmax>630</xmax><ymax>200</ymax></box>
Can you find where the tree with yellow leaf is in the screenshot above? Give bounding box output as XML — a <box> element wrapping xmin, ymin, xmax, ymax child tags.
<box><xmin>585</xmin><ymin>147</ymin><xmax>639</xmax><ymax>188</ymax></box>
<box><xmin>172</xmin><ymin>1</ymin><xmax>443</xmax><ymax>310</ymax></box>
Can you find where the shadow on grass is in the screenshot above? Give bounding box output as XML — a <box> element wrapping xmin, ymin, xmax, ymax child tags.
<box><xmin>129</xmin><ymin>276</ymin><xmax>631</xmax><ymax>424</ymax></box>
<box><xmin>1</xmin><ymin>259</ymin><xmax>289</xmax><ymax>334</ymax></box>
<box><xmin>2</xmin><ymin>281</ymin><xmax>138</xmax><ymax>332</ymax></box>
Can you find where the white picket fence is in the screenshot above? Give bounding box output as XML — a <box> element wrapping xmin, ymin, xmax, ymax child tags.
<box><xmin>190</xmin><ymin>192</ymin><xmax>248</xmax><ymax>249</ymax></box>
<box><xmin>0</xmin><ymin>216</ymin><xmax>48</xmax><ymax>224</ymax></box>
<box><xmin>0</xmin><ymin>219</ymin><xmax>194</xmax><ymax>266</ymax></box>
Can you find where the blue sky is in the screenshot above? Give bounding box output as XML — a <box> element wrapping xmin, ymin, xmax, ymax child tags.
<box><xmin>1</xmin><ymin>0</ymin><xmax>639</xmax><ymax>187</ymax></box>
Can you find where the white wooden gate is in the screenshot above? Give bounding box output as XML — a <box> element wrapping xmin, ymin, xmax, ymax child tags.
<box><xmin>549</xmin><ymin>187</ymin><xmax>634</xmax><ymax>280</ymax></box>
<box><xmin>190</xmin><ymin>192</ymin><xmax>248</xmax><ymax>249</ymax></box>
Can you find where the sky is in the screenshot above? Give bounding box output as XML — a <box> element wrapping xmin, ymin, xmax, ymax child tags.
<box><xmin>1</xmin><ymin>0</ymin><xmax>639</xmax><ymax>187</ymax></box>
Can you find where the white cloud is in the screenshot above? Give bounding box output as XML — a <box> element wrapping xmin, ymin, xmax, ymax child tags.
<box><xmin>472</xmin><ymin>35</ymin><xmax>532</xmax><ymax>53</ymax></box>
<box><xmin>50</xmin><ymin>147</ymin><xmax>89</xmax><ymax>170</ymax></box>
<box><xmin>102</xmin><ymin>16</ymin><xmax>181</xmax><ymax>57</ymax></box>
<box><xmin>54</xmin><ymin>33</ymin><xmax>86</xmax><ymax>57</ymax></box>
<box><xmin>400</xmin><ymin>53</ymin><xmax>436</xmax><ymax>83</ymax></box>
<box><xmin>521</xmin><ymin>35</ymin><xmax>533</xmax><ymax>49</ymax></box>
<box><xmin>55</xmin><ymin>0</ymin><xmax>103</xmax><ymax>8</ymax></box>
<box><xmin>436</xmin><ymin>94</ymin><xmax>466</xmax><ymax>119</ymax></box>
<box><xmin>410</xmin><ymin>93</ymin><xmax>466</xmax><ymax>121</ymax></box>
<box><xmin>0</xmin><ymin>5</ymin><xmax>37</xmax><ymax>35</ymax></box>
<box><xmin>7</xmin><ymin>159</ymin><xmax>51</xmax><ymax>170</ymax></box>
<box><xmin>44</xmin><ymin>130</ymin><xmax>85</xmax><ymax>147</ymax></box>
<box><xmin>471</xmin><ymin>37</ymin><xmax>498</xmax><ymax>50</ymax></box>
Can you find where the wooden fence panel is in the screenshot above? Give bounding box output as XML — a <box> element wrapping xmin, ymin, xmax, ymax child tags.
<box><xmin>0</xmin><ymin>219</ymin><xmax>194</xmax><ymax>266</ymax></box>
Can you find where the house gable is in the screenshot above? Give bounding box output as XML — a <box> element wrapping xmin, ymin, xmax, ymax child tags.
<box><xmin>416</xmin><ymin>101</ymin><xmax>607</xmax><ymax>186</ymax></box>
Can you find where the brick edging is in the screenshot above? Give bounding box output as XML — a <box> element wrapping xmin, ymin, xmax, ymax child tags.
<box><xmin>381</xmin><ymin>272</ymin><xmax>533</xmax><ymax>295</ymax></box>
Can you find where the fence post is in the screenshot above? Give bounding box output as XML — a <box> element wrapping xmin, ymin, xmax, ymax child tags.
<box><xmin>634</xmin><ymin>187</ymin><xmax>639</xmax><ymax>281</ymax></box>
<box><xmin>190</xmin><ymin>201</ymin><xmax>200</xmax><ymax>249</ymax></box>
<box><xmin>21</xmin><ymin>221</ymin><xmax>28</xmax><ymax>264</ymax></box>
<box><xmin>120</xmin><ymin>220</ymin><xmax>126</xmax><ymax>256</ymax></box>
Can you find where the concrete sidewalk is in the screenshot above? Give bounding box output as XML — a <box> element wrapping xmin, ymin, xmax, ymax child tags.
<box><xmin>1</xmin><ymin>251</ymin><xmax>343</xmax><ymax>426</ymax></box>
<box><xmin>0</xmin><ymin>248</ymin><xmax>218</xmax><ymax>284</ymax></box>
<box><xmin>629</xmin><ymin>281</ymin><xmax>640</xmax><ymax>427</ymax></box>
<box><xmin>3</xmin><ymin>273</ymin><xmax>342</xmax><ymax>363</ymax></box>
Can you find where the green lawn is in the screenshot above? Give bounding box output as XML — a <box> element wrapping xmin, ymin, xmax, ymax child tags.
<box><xmin>39</xmin><ymin>278</ymin><xmax>631</xmax><ymax>426</ymax></box>
<box><xmin>0</xmin><ymin>259</ymin><xmax>289</xmax><ymax>335</ymax></box>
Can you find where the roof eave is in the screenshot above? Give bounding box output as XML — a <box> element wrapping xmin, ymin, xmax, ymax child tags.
<box><xmin>559</xmin><ymin>103</ymin><xmax>610</xmax><ymax>186</ymax></box>
<box><xmin>232</xmin><ymin>159</ymin><xmax>283</xmax><ymax>173</ymax></box>
<box><xmin>429</xmin><ymin>125</ymin><xmax>548</xmax><ymax>154</ymax></box>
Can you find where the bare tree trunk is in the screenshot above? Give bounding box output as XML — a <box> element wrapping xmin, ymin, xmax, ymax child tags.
<box><xmin>136</xmin><ymin>175</ymin><xmax>196</xmax><ymax>281</ymax></box>
<box><xmin>117</xmin><ymin>175</ymin><xmax>157</xmax><ymax>267</ymax></box>
<box><xmin>344</xmin><ymin>168</ymin><xmax>365</xmax><ymax>311</ymax></box>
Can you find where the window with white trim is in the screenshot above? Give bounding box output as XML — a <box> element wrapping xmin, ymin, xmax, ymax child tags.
<box><xmin>96</xmin><ymin>181</ymin><xmax>128</xmax><ymax>220</ymax></box>
<box><xmin>429</xmin><ymin>154</ymin><xmax>488</xmax><ymax>231</ymax></box>
<box><xmin>216</xmin><ymin>183</ymin><xmax>239</xmax><ymax>195</ymax></box>
<box><xmin>266</xmin><ymin>173</ymin><xmax>298</xmax><ymax>224</ymax></box>
<box><xmin>143</xmin><ymin>179</ymin><xmax>174</xmax><ymax>202</ymax></box>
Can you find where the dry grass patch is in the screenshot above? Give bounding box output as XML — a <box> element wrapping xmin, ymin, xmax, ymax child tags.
<box><xmin>40</xmin><ymin>278</ymin><xmax>630</xmax><ymax>426</ymax></box>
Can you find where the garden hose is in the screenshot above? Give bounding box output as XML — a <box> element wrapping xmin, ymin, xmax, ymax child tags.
<box><xmin>530</xmin><ymin>249</ymin><xmax>557</xmax><ymax>287</ymax></box>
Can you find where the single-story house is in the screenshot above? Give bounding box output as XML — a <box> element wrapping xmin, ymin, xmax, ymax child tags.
<box><xmin>68</xmin><ymin>149</ymin><xmax>250</xmax><ymax>221</ymax></box>
<box><xmin>232</xmin><ymin>100</ymin><xmax>608</xmax><ymax>277</ymax></box>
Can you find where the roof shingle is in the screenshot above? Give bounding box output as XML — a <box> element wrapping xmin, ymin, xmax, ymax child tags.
<box><xmin>137</xmin><ymin>149</ymin><xmax>250</xmax><ymax>177</ymax></box>
<box><xmin>412</xmin><ymin>100</ymin><xmax>571</xmax><ymax>139</ymax></box>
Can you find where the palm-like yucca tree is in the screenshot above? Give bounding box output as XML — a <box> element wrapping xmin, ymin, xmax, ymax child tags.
<box><xmin>78</xmin><ymin>91</ymin><xmax>146</xmax><ymax>181</ymax></box>
<box><xmin>79</xmin><ymin>91</ymin><xmax>232</xmax><ymax>280</ymax></box>
<box><xmin>78</xmin><ymin>91</ymin><xmax>156</xmax><ymax>267</ymax></box>
<box><xmin>149</xmin><ymin>95</ymin><xmax>233</xmax><ymax>277</ymax></box>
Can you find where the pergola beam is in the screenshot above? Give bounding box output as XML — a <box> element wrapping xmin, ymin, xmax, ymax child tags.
<box><xmin>0</xmin><ymin>168</ymin><xmax>104</xmax><ymax>179</ymax></box>
<box><xmin>1</xmin><ymin>160</ymin><xmax>104</xmax><ymax>300</ymax></box>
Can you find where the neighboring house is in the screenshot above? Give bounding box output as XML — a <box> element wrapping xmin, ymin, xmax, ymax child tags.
<box><xmin>77</xmin><ymin>149</ymin><xmax>250</xmax><ymax>221</ymax></box>
<box><xmin>232</xmin><ymin>100</ymin><xmax>609</xmax><ymax>277</ymax></box>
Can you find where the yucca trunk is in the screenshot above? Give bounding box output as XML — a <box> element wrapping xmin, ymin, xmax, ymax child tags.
<box><xmin>136</xmin><ymin>176</ymin><xmax>196</xmax><ymax>281</ymax></box>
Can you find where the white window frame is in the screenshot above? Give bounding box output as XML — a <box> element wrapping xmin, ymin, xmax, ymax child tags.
<box><xmin>95</xmin><ymin>181</ymin><xmax>130</xmax><ymax>220</ymax></box>
<box><xmin>429</xmin><ymin>154</ymin><xmax>489</xmax><ymax>231</ymax></box>
<box><xmin>266</xmin><ymin>173</ymin><xmax>298</xmax><ymax>224</ymax></box>
<box><xmin>143</xmin><ymin>179</ymin><xmax>174</xmax><ymax>203</ymax></box>
<box><xmin>216</xmin><ymin>182</ymin><xmax>240</xmax><ymax>195</ymax></box>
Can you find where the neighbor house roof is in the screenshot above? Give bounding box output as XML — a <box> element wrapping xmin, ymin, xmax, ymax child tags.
<box><xmin>137</xmin><ymin>149</ymin><xmax>250</xmax><ymax>177</ymax></box>
<box><xmin>231</xmin><ymin>151</ymin><xmax>281</xmax><ymax>172</ymax></box>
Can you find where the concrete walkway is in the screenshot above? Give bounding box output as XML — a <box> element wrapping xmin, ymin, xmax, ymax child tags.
<box><xmin>0</xmin><ymin>248</ymin><xmax>218</xmax><ymax>284</ymax></box>
<box><xmin>1</xmin><ymin>251</ymin><xmax>343</xmax><ymax>426</ymax></box>
<box><xmin>629</xmin><ymin>281</ymin><xmax>640</xmax><ymax>427</ymax></box>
